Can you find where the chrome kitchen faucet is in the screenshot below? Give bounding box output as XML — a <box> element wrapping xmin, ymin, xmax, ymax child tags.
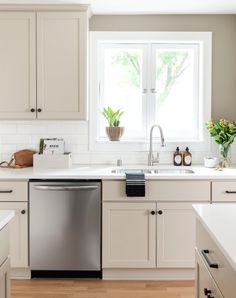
<box><xmin>148</xmin><ymin>124</ymin><xmax>166</xmax><ymax>166</ymax></box>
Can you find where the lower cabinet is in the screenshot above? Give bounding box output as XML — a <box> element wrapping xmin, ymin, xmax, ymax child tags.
<box><xmin>0</xmin><ymin>203</ymin><xmax>28</xmax><ymax>268</ymax></box>
<box><xmin>103</xmin><ymin>202</ymin><xmax>196</xmax><ymax>268</ymax></box>
<box><xmin>157</xmin><ymin>203</ymin><xmax>195</xmax><ymax>268</ymax></box>
<box><xmin>103</xmin><ymin>202</ymin><xmax>156</xmax><ymax>268</ymax></box>
<box><xmin>0</xmin><ymin>257</ymin><xmax>10</xmax><ymax>298</ymax></box>
<box><xmin>196</xmin><ymin>250</ymin><xmax>223</xmax><ymax>298</ymax></box>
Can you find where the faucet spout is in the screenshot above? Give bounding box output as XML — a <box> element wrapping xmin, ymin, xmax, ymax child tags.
<box><xmin>148</xmin><ymin>124</ymin><xmax>166</xmax><ymax>166</ymax></box>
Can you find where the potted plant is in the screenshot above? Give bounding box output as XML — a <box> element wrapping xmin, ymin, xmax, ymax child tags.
<box><xmin>102</xmin><ymin>106</ymin><xmax>124</xmax><ymax>141</ymax></box>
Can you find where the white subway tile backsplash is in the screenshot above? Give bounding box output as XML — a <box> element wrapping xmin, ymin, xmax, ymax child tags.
<box><xmin>2</xmin><ymin>135</ymin><xmax>31</xmax><ymax>144</ymax></box>
<box><xmin>0</xmin><ymin>120</ymin><xmax>234</xmax><ymax>165</ymax></box>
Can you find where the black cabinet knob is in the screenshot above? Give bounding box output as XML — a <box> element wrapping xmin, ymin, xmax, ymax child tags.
<box><xmin>37</xmin><ymin>108</ymin><xmax>42</xmax><ymax>112</ymax></box>
<box><xmin>150</xmin><ymin>210</ymin><xmax>156</xmax><ymax>215</ymax></box>
<box><xmin>21</xmin><ymin>210</ymin><xmax>26</xmax><ymax>215</ymax></box>
<box><xmin>157</xmin><ymin>210</ymin><xmax>163</xmax><ymax>215</ymax></box>
<box><xmin>30</xmin><ymin>108</ymin><xmax>35</xmax><ymax>112</ymax></box>
<box><xmin>204</xmin><ymin>288</ymin><xmax>212</xmax><ymax>296</ymax></box>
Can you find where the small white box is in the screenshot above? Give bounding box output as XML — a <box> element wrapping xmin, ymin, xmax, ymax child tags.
<box><xmin>33</xmin><ymin>153</ymin><xmax>72</xmax><ymax>169</ymax></box>
<box><xmin>204</xmin><ymin>156</ymin><xmax>218</xmax><ymax>168</ymax></box>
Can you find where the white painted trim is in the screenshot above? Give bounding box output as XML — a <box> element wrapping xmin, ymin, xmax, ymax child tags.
<box><xmin>89</xmin><ymin>31</ymin><xmax>212</xmax><ymax>152</ymax></box>
<box><xmin>102</xmin><ymin>268</ymin><xmax>194</xmax><ymax>280</ymax></box>
<box><xmin>10</xmin><ymin>267</ymin><xmax>31</xmax><ymax>280</ymax></box>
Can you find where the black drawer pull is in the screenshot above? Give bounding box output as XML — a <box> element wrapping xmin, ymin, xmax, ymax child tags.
<box><xmin>0</xmin><ymin>190</ymin><xmax>13</xmax><ymax>194</ymax></box>
<box><xmin>204</xmin><ymin>288</ymin><xmax>211</xmax><ymax>295</ymax></box>
<box><xmin>21</xmin><ymin>210</ymin><xmax>26</xmax><ymax>215</ymax></box>
<box><xmin>225</xmin><ymin>190</ymin><xmax>236</xmax><ymax>194</ymax></box>
<box><xmin>201</xmin><ymin>249</ymin><xmax>219</xmax><ymax>269</ymax></box>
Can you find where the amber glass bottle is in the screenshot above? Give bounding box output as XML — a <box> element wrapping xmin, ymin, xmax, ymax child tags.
<box><xmin>173</xmin><ymin>147</ymin><xmax>182</xmax><ymax>166</ymax></box>
<box><xmin>183</xmin><ymin>147</ymin><xmax>192</xmax><ymax>166</ymax></box>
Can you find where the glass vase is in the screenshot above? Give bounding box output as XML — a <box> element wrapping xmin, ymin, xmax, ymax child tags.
<box><xmin>219</xmin><ymin>144</ymin><xmax>231</xmax><ymax>168</ymax></box>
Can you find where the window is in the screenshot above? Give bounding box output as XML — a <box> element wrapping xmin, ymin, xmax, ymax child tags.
<box><xmin>90</xmin><ymin>32</ymin><xmax>212</xmax><ymax>151</ymax></box>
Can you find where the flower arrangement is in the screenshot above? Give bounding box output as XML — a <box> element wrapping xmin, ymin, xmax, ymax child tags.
<box><xmin>206</xmin><ymin>119</ymin><xmax>236</xmax><ymax>167</ymax></box>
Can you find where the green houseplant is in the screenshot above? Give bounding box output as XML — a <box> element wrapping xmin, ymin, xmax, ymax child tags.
<box><xmin>102</xmin><ymin>106</ymin><xmax>124</xmax><ymax>141</ymax></box>
<box><xmin>206</xmin><ymin>119</ymin><xmax>236</xmax><ymax>168</ymax></box>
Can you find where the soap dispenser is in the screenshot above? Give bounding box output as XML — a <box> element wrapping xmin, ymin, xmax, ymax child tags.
<box><xmin>173</xmin><ymin>147</ymin><xmax>182</xmax><ymax>166</ymax></box>
<box><xmin>183</xmin><ymin>147</ymin><xmax>192</xmax><ymax>166</ymax></box>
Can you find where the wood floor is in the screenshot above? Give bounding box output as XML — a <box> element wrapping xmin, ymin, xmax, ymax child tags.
<box><xmin>11</xmin><ymin>279</ymin><xmax>195</xmax><ymax>298</ymax></box>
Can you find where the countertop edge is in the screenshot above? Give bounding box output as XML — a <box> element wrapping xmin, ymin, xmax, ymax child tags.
<box><xmin>0</xmin><ymin>210</ymin><xmax>15</xmax><ymax>231</ymax></box>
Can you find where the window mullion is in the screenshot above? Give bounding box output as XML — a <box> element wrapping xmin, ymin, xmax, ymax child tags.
<box><xmin>147</xmin><ymin>43</ymin><xmax>156</xmax><ymax>130</ymax></box>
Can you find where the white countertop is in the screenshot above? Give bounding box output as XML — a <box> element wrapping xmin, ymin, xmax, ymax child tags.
<box><xmin>0</xmin><ymin>210</ymin><xmax>14</xmax><ymax>230</ymax></box>
<box><xmin>0</xmin><ymin>164</ymin><xmax>236</xmax><ymax>180</ymax></box>
<box><xmin>193</xmin><ymin>204</ymin><xmax>236</xmax><ymax>272</ymax></box>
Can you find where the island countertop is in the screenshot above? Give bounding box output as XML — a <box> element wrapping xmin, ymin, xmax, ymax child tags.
<box><xmin>0</xmin><ymin>210</ymin><xmax>15</xmax><ymax>230</ymax></box>
<box><xmin>193</xmin><ymin>204</ymin><xmax>236</xmax><ymax>272</ymax></box>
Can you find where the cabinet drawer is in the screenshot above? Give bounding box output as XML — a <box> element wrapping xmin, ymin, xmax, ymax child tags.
<box><xmin>0</xmin><ymin>224</ymin><xmax>9</xmax><ymax>267</ymax></box>
<box><xmin>103</xmin><ymin>180</ymin><xmax>210</xmax><ymax>201</ymax></box>
<box><xmin>212</xmin><ymin>181</ymin><xmax>236</xmax><ymax>202</ymax></box>
<box><xmin>196</xmin><ymin>248</ymin><xmax>223</xmax><ymax>298</ymax></box>
<box><xmin>0</xmin><ymin>181</ymin><xmax>28</xmax><ymax>202</ymax></box>
<box><xmin>196</xmin><ymin>219</ymin><xmax>236</xmax><ymax>297</ymax></box>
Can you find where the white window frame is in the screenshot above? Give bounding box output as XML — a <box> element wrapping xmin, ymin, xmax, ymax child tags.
<box><xmin>89</xmin><ymin>31</ymin><xmax>212</xmax><ymax>153</ymax></box>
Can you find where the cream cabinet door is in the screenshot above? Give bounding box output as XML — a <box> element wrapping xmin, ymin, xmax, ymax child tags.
<box><xmin>156</xmin><ymin>203</ymin><xmax>195</xmax><ymax>268</ymax></box>
<box><xmin>103</xmin><ymin>202</ymin><xmax>156</xmax><ymax>268</ymax></box>
<box><xmin>0</xmin><ymin>258</ymin><xmax>10</xmax><ymax>298</ymax></box>
<box><xmin>0</xmin><ymin>12</ymin><xmax>36</xmax><ymax>119</ymax></box>
<box><xmin>37</xmin><ymin>12</ymin><xmax>87</xmax><ymax>119</ymax></box>
<box><xmin>0</xmin><ymin>203</ymin><xmax>28</xmax><ymax>268</ymax></box>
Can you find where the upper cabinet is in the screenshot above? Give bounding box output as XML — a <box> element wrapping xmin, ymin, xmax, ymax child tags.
<box><xmin>37</xmin><ymin>12</ymin><xmax>87</xmax><ymax>119</ymax></box>
<box><xmin>0</xmin><ymin>12</ymin><xmax>36</xmax><ymax>119</ymax></box>
<box><xmin>0</xmin><ymin>7</ymin><xmax>89</xmax><ymax>120</ymax></box>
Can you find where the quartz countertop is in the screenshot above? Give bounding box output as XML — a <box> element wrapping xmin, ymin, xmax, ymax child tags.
<box><xmin>193</xmin><ymin>204</ymin><xmax>236</xmax><ymax>272</ymax></box>
<box><xmin>0</xmin><ymin>210</ymin><xmax>14</xmax><ymax>230</ymax></box>
<box><xmin>0</xmin><ymin>164</ymin><xmax>235</xmax><ymax>180</ymax></box>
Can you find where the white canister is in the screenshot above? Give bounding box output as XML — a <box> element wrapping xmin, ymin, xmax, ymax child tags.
<box><xmin>204</xmin><ymin>157</ymin><xmax>218</xmax><ymax>168</ymax></box>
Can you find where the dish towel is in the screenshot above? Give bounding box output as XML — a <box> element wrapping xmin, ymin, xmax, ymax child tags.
<box><xmin>125</xmin><ymin>171</ymin><xmax>145</xmax><ymax>197</ymax></box>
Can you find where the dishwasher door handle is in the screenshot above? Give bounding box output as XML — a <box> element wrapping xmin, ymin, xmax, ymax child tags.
<box><xmin>33</xmin><ymin>185</ymin><xmax>99</xmax><ymax>191</ymax></box>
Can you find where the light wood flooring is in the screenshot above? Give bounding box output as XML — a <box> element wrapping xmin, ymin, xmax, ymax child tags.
<box><xmin>11</xmin><ymin>279</ymin><xmax>195</xmax><ymax>298</ymax></box>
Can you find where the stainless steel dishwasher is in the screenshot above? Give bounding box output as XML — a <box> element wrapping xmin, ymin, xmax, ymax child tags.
<box><xmin>29</xmin><ymin>180</ymin><xmax>101</xmax><ymax>278</ymax></box>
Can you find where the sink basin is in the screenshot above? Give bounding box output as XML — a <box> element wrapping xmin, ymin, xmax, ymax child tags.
<box><xmin>111</xmin><ymin>168</ymin><xmax>195</xmax><ymax>174</ymax></box>
<box><xmin>151</xmin><ymin>169</ymin><xmax>194</xmax><ymax>174</ymax></box>
<box><xmin>111</xmin><ymin>169</ymin><xmax>152</xmax><ymax>174</ymax></box>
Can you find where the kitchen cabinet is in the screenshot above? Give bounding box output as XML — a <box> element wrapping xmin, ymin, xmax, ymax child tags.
<box><xmin>0</xmin><ymin>12</ymin><xmax>36</xmax><ymax>119</ymax></box>
<box><xmin>0</xmin><ymin>257</ymin><xmax>10</xmax><ymax>298</ymax></box>
<box><xmin>102</xmin><ymin>180</ymin><xmax>210</xmax><ymax>269</ymax></box>
<box><xmin>0</xmin><ymin>217</ymin><xmax>13</xmax><ymax>298</ymax></box>
<box><xmin>103</xmin><ymin>202</ymin><xmax>156</xmax><ymax>268</ymax></box>
<box><xmin>0</xmin><ymin>7</ymin><xmax>88</xmax><ymax>120</ymax></box>
<box><xmin>156</xmin><ymin>203</ymin><xmax>195</xmax><ymax>268</ymax></box>
<box><xmin>0</xmin><ymin>203</ymin><xmax>28</xmax><ymax>268</ymax></box>
<box><xmin>196</xmin><ymin>249</ymin><xmax>223</xmax><ymax>298</ymax></box>
<box><xmin>37</xmin><ymin>12</ymin><xmax>87</xmax><ymax>119</ymax></box>
<box><xmin>196</xmin><ymin>218</ymin><xmax>236</xmax><ymax>297</ymax></box>
<box><xmin>212</xmin><ymin>181</ymin><xmax>236</xmax><ymax>202</ymax></box>
<box><xmin>0</xmin><ymin>181</ymin><xmax>28</xmax><ymax>269</ymax></box>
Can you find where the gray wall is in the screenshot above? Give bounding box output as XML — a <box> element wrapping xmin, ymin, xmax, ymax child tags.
<box><xmin>90</xmin><ymin>15</ymin><xmax>236</xmax><ymax>120</ymax></box>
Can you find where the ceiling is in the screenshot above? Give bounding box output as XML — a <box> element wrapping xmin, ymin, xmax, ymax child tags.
<box><xmin>1</xmin><ymin>0</ymin><xmax>236</xmax><ymax>14</ymax></box>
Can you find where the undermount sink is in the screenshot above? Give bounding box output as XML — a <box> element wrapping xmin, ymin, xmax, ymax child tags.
<box><xmin>111</xmin><ymin>168</ymin><xmax>195</xmax><ymax>174</ymax></box>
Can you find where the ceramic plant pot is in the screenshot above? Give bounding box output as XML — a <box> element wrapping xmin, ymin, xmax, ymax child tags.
<box><xmin>106</xmin><ymin>127</ymin><xmax>124</xmax><ymax>141</ymax></box>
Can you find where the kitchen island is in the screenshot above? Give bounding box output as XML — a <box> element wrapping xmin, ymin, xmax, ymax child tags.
<box><xmin>0</xmin><ymin>210</ymin><xmax>14</xmax><ymax>298</ymax></box>
<box><xmin>193</xmin><ymin>204</ymin><xmax>236</xmax><ymax>298</ymax></box>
